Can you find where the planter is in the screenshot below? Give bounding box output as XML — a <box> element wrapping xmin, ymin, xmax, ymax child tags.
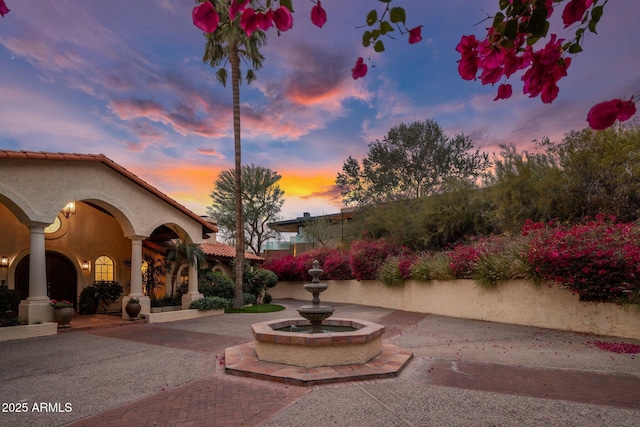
<box><xmin>125</xmin><ymin>302</ymin><xmax>142</xmax><ymax>320</ymax></box>
<box><xmin>53</xmin><ymin>306</ymin><xmax>75</xmax><ymax>328</ymax></box>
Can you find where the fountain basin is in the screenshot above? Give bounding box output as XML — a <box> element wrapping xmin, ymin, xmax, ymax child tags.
<box><xmin>251</xmin><ymin>318</ymin><xmax>385</xmax><ymax>368</ymax></box>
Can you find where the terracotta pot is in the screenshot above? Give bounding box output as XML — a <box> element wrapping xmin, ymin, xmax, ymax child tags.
<box><xmin>125</xmin><ymin>302</ymin><xmax>141</xmax><ymax>320</ymax></box>
<box><xmin>53</xmin><ymin>306</ymin><xmax>75</xmax><ymax>328</ymax></box>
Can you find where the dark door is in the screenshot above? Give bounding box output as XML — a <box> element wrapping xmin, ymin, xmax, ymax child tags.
<box><xmin>15</xmin><ymin>253</ymin><xmax>77</xmax><ymax>308</ymax></box>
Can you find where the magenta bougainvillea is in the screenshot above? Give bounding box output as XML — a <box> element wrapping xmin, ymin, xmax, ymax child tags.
<box><xmin>263</xmin><ymin>216</ymin><xmax>640</xmax><ymax>304</ymax></box>
<box><xmin>526</xmin><ymin>215</ymin><xmax>640</xmax><ymax>302</ymax></box>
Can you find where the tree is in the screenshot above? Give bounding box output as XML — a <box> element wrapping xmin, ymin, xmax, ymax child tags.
<box><xmin>544</xmin><ymin>124</ymin><xmax>640</xmax><ymax>222</ymax></box>
<box><xmin>301</xmin><ymin>214</ymin><xmax>334</xmax><ymax>248</ymax></box>
<box><xmin>195</xmin><ymin>1</ymin><xmax>267</xmax><ymax>308</ymax></box>
<box><xmin>166</xmin><ymin>240</ymin><xmax>206</xmax><ymax>296</ymax></box>
<box><xmin>336</xmin><ymin>119</ymin><xmax>490</xmax><ymax>206</ymax></box>
<box><xmin>208</xmin><ymin>164</ymin><xmax>284</xmax><ymax>255</ymax></box>
<box><xmin>486</xmin><ymin>144</ymin><xmax>564</xmax><ymax>233</ymax></box>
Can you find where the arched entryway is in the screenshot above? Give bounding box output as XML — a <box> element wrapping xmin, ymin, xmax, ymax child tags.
<box><xmin>16</xmin><ymin>252</ymin><xmax>78</xmax><ymax>308</ymax></box>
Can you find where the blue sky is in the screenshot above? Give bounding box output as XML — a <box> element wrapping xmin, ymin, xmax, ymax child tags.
<box><xmin>1</xmin><ymin>1</ymin><xmax>639</xmax><ymax>221</ymax></box>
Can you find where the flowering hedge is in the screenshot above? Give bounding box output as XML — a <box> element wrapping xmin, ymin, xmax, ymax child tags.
<box><xmin>262</xmin><ymin>239</ymin><xmax>403</xmax><ymax>282</ymax></box>
<box><xmin>526</xmin><ymin>215</ymin><xmax>640</xmax><ymax>303</ymax></box>
<box><xmin>263</xmin><ymin>217</ymin><xmax>640</xmax><ymax>304</ymax></box>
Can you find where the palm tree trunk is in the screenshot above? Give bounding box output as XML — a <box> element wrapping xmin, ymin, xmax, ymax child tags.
<box><xmin>230</xmin><ymin>42</ymin><xmax>245</xmax><ymax>309</ymax></box>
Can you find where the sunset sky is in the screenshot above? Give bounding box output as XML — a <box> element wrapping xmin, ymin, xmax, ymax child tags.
<box><xmin>1</xmin><ymin>1</ymin><xmax>639</xmax><ymax>222</ymax></box>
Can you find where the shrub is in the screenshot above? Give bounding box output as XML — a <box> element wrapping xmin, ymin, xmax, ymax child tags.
<box><xmin>189</xmin><ymin>296</ymin><xmax>231</xmax><ymax>311</ymax></box>
<box><xmin>243</xmin><ymin>293</ymin><xmax>257</xmax><ymax>306</ymax></box>
<box><xmin>244</xmin><ymin>267</ymin><xmax>279</xmax><ymax>302</ymax></box>
<box><xmin>0</xmin><ymin>284</ymin><xmax>20</xmax><ymax>316</ymax></box>
<box><xmin>151</xmin><ymin>295</ymin><xmax>181</xmax><ymax>307</ymax></box>
<box><xmin>93</xmin><ymin>281</ymin><xmax>123</xmax><ymax>313</ymax></box>
<box><xmin>378</xmin><ymin>257</ymin><xmax>405</xmax><ymax>287</ymax></box>
<box><xmin>78</xmin><ymin>286</ymin><xmax>98</xmax><ymax>314</ymax></box>
<box><xmin>199</xmin><ymin>272</ymin><xmax>236</xmax><ymax>300</ymax></box>
<box><xmin>262</xmin><ymin>254</ymin><xmax>302</xmax><ymax>281</ymax></box>
<box><xmin>263</xmin><ymin>292</ymin><xmax>272</xmax><ymax>304</ymax></box>
<box><xmin>472</xmin><ymin>234</ymin><xmax>532</xmax><ymax>288</ymax></box>
<box><xmin>527</xmin><ymin>215</ymin><xmax>640</xmax><ymax>302</ymax></box>
<box><xmin>411</xmin><ymin>252</ymin><xmax>454</xmax><ymax>281</ymax></box>
<box><xmin>447</xmin><ymin>244</ymin><xmax>482</xmax><ymax>279</ymax></box>
<box><xmin>323</xmin><ymin>249</ymin><xmax>352</xmax><ymax>280</ymax></box>
<box><xmin>349</xmin><ymin>239</ymin><xmax>404</xmax><ymax>281</ymax></box>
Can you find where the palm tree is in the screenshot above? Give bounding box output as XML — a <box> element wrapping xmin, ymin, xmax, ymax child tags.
<box><xmin>200</xmin><ymin>2</ymin><xmax>266</xmax><ymax>308</ymax></box>
<box><xmin>166</xmin><ymin>239</ymin><xmax>206</xmax><ymax>296</ymax></box>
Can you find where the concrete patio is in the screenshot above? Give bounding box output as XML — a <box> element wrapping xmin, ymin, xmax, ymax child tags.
<box><xmin>0</xmin><ymin>299</ymin><xmax>638</xmax><ymax>426</ymax></box>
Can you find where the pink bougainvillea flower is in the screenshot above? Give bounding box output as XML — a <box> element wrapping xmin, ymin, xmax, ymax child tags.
<box><xmin>229</xmin><ymin>0</ymin><xmax>249</xmax><ymax>19</ymax></box>
<box><xmin>254</xmin><ymin>11</ymin><xmax>273</xmax><ymax>31</ymax></box>
<box><xmin>408</xmin><ymin>26</ymin><xmax>423</xmax><ymax>44</ymax></box>
<box><xmin>494</xmin><ymin>83</ymin><xmax>513</xmax><ymax>101</ymax></box>
<box><xmin>0</xmin><ymin>0</ymin><xmax>9</xmax><ymax>17</ymax></box>
<box><xmin>272</xmin><ymin>6</ymin><xmax>293</xmax><ymax>32</ymax></box>
<box><xmin>562</xmin><ymin>0</ymin><xmax>591</xmax><ymax>28</ymax></box>
<box><xmin>193</xmin><ymin>2</ymin><xmax>219</xmax><ymax>33</ymax></box>
<box><xmin>456</xmin><ymin>35</ymin><xmax>480</xmax><ymax>80</ymax></box>
<box><xmin>311</xmin><ymin>0</ymin><xmax>327</xmax><ymax>28</ymax></box>
<box><xmin>587</xmin><ymin>99</ymin><xmax>637</xmax><ymax>130</ymax></box>
<box><xmin>351</xmin><ymin>57</ymin><xmax>368</xmax><ymax>80</ymax></box>
<box><xmin>239</xmin><ymin>8</ymin><xmax>259</xmax><ymax>36</ymax></box>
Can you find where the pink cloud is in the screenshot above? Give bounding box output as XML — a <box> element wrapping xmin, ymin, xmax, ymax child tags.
<box><xmin>198</xmin><ymin>148</ymin><xmax>226</xmax><ymax>159</ymax></box>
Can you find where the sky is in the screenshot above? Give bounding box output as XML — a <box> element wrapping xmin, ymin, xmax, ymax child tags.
<box><xmin>1</xmin><ymin>1</ymin><xmax>639</xmax><ymax>222</ymax></box>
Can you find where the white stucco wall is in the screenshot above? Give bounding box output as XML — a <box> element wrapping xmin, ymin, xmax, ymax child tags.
<box><xmin>0</xmin><ymin>156</ymin><xmax>212</xmax><ymax>314</ymax></box>
<box><xmin>270</xmin><ymin>280</ymin><xmax>640</xmax><ymax>340</ymax></box>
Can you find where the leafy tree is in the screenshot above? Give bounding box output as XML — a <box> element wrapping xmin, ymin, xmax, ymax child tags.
<box><xmin>301</xmin><ymin>214</ymin><xmax>334</xmax><ymax>248</ymax></box>
<box><xmin>544</xmin><ymin>125</ymin><xmax>640</xmax><ymax>222</ymax></box>
<box><xmin>208</xmin><ymin>164</ymin><xmax>284</xmax><ymax>255</ymax></box>
<box><xmin>198</xmin><ymin>1</ymin><xmax>267</xmax><ymax>308</ymax></box>
<box><xmin>486</xmin><ymin>144</ymin><xmax>563</xmax><ymax>232</ymax></box>
<box><xmin>336</xmin><ymin>119</ymin><xmax>490</xmax><ymax>206</ymax></box>
<box><xmin>347</xmin><ymin>180</ymin><xmax>495</xmax><ymax>251</ymax></box>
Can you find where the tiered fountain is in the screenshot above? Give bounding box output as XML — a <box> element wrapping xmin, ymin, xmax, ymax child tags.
<box><xmin>224</xmin><ymin>261</ymin><xmax>413</xmax><ymax>384</ymax></box>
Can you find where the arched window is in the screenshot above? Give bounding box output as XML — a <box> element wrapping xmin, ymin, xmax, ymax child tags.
<box><xmin>94</xmin><ymin>256</ymin><xmax>115</xmax><ymax>282</ymax></box>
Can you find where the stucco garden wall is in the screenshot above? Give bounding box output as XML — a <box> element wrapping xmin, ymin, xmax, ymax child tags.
<box><xmin>270</xmin><ymin>279</ymin><xmax>640</xmax><ymax>340</ymax></box>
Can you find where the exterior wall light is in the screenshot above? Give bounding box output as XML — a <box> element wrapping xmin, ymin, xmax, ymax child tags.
<box><xmin>62</xmin><ymin>202</ymin><xmax>76</xmax><ymax>218</ymax></box>
<box><xmin>82</xmin><ymin>260</ymin><xmax>90</xmax><ymax>271</ymax></box>
<box><xmin>1</xmin><ymin>256</ymin><xmax>8</xmax><ymax>268</ymax></box>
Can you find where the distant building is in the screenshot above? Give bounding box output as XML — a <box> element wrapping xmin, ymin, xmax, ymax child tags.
<box><xmin>265</xmin><ymin>207</ymin><xmax>356</xmax><ymax>258</ymax></box>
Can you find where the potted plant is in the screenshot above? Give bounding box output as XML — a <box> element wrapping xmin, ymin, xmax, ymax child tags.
<box><xmin>50</xmin><ymin>299</ymin><xmax>75</xmax><ymax>327</ymax></box>
<box><xmin>94</xmin><ymin>281</ymin><xmax>123</xmax><ymax>314</ymax></box>
<box><xmin>79</xmin><ymin>285</ymin><xmax>99</xmax><ymax>315</ymax></box>
<box><xmin>125</xmin><ymin>297</ymin><xmax>141</xmax><ymax>320</ymax></box>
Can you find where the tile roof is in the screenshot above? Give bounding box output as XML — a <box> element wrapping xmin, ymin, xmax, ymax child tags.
<box><xmin>0</xmin><ymin>150</ymin><xmax>217</xmax><ymax>235</ymax></box>
<box><xmin>200</xmin><ymin>242</ymin><xmax>264</xmax><ymax>261</ymax></box>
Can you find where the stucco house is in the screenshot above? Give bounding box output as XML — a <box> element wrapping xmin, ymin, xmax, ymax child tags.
<box><xmin>0</xmin><ymin>150</ymin><xmax>254</xmax><ymax>324</ymax></box>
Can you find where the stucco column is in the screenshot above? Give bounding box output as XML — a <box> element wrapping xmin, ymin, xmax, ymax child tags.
<box><xmin>19</xmin><ymin>224</ymin><xmax>54</xmax><ymax>324</ymax></box>
<box><xmin>182</xmin><ymin>257</ymin><xmax>203</xmax><ymax>310</ymax></box>
<box><xmin>123</xmin><ymin>236</ymin><xmax>150</xmax><ymax>319</ymax></box>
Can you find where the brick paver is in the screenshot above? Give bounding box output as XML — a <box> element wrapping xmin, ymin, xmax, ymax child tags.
<box><xmin>66</xmin><ymin>371</ymin><xmax>309</xmax><ymax>427</ymax></box>
<box><xmin>412</xmin><ymin>358</ymin><xmax>640</xmax><ymax>410</ymax></box>
<box><xmin>56</xmin><ymin>305</ymin><xmax>640</xmax><ymax>426</ymax></box>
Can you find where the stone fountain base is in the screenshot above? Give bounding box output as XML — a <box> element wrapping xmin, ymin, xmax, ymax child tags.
<box><xmin>224</xmin><ymin>339</ymin><xmax>413</xmax><ymax>386</ymax></box>
<box><xmin>251</xmin><ymin>318</ymin><xmax>385</xmax><ymax>367</ymax></box>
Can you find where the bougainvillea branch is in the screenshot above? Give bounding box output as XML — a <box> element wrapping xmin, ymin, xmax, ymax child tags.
<box><xmin>191</xmin><ymin>1</ymin><xmax>636</xmax><ymax>130</ymax></box>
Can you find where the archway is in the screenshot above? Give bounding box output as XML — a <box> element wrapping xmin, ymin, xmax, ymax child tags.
<box><xmin>16</xmin><ymin>252</ymin><xmax>78</xmax><ymax>308</ymax></box>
